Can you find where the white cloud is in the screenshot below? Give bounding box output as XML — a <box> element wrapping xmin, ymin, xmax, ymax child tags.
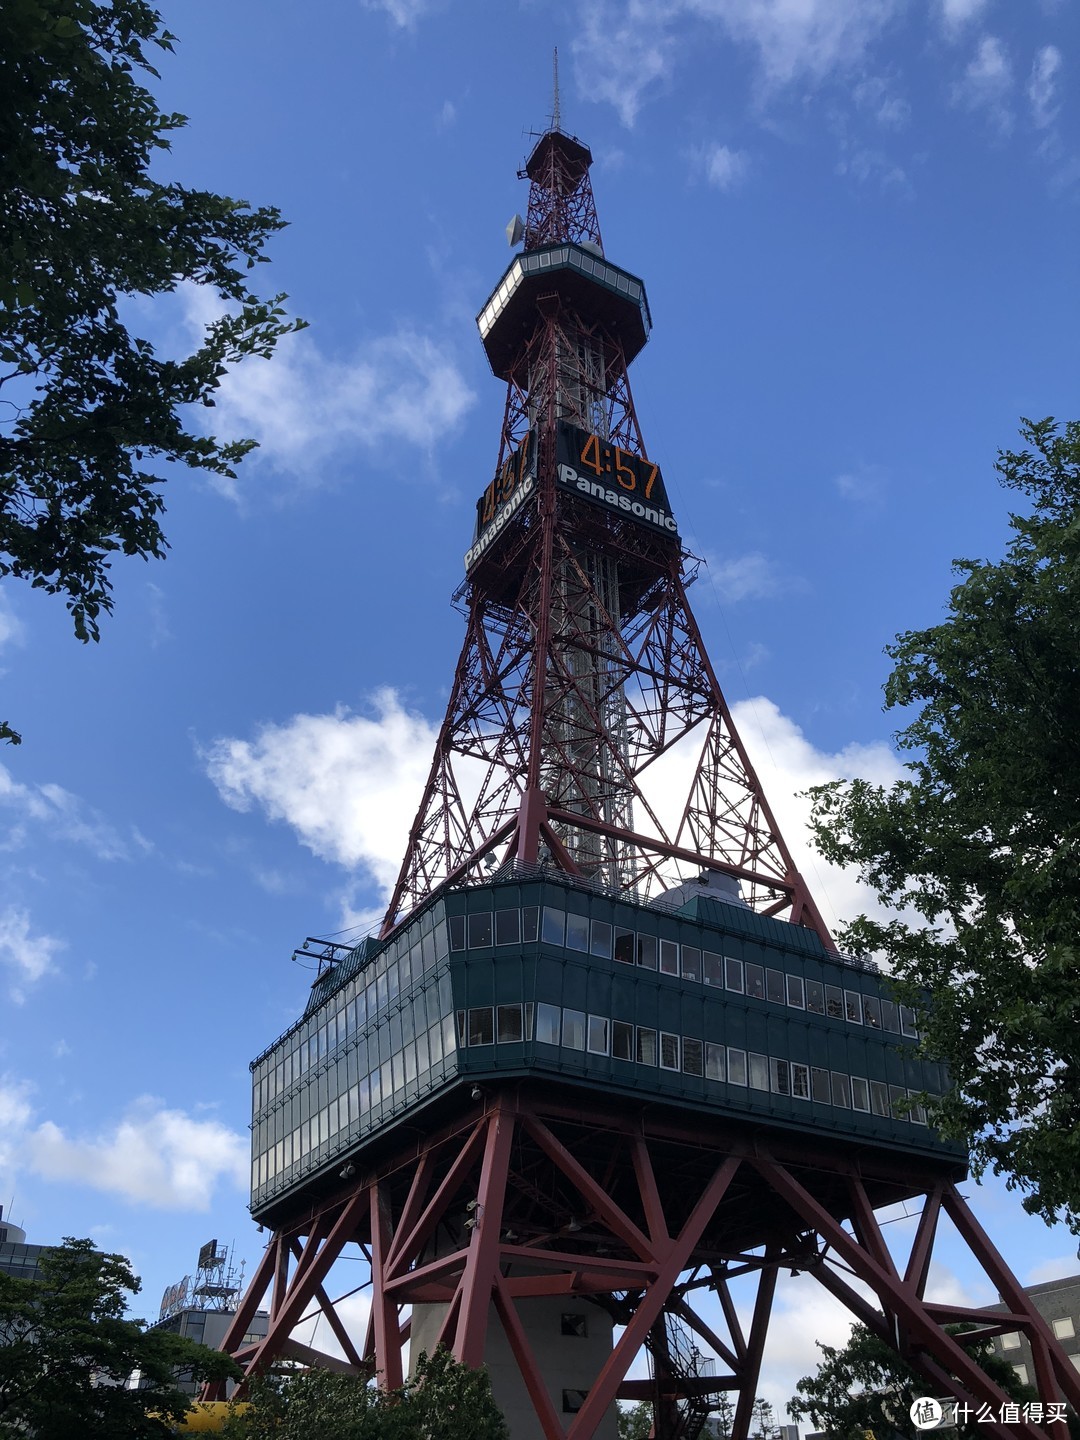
<box><xmin>23</xmin><ymin>1098</ymin><xmax>248</xmax><ymax>1211</ymax></box>
<box><xmin>699</xmin><ymin>142</ymin><xmax>750</xmax><ymax>190</ymax></box>
<box><xmin>0</xmin><ymin>592</ymin><xmax>24</xmax><ymax>652</ymax></box>
<box><xmin>952</xmin><ymin>35</ymin><xmax>1014</xmax><ymax>133</ymax></box>
<box><xmin>834</xmin><ymin>465</ymin><xmax>887</xmax><ymax>503</ymax></box>
<box><xmin>853</xmin><ymin>75</ymin><xmax>911</xmax><ymax>130</ymax></box>
<box><xmin>204</xmin><ymin>689</ymin><xmax>438</xmax><ymax>896</ymax></box>
<box><xmin>574</xmin><ymin>0</ymin><xmax>904</xmax><ymax>124</ymax></box>
<box><xmin>1029</xmin><ymin>45</ymin><xmax>1062</xmax><ymax>130</ymax></box>
<box><xmin>726</xmin><ymin>696</ymin><xmax>907</xmax><ymax>935</ymax></box>
<box><xmin>0</xmin><ymin>763</ymin><xmax>130</xmax><ymax>860</ymax></box>
<box><xmin>179</xmin><ymin>288</ymin><xmax>475</xmax><ymax>497</ymax></box>
<box><xmin>0</xmin><ymin>1078</ymin><xmax>33</xmax><ymax>1168</ymax></box>
<box><xmin>0</xmin><ymin>906</ymin><xmax>64</xmax><ymax>1001</ymax></box>
<box><xmin>939</xmin><ymin>0</ymin><xmax>989</xmax><ymax>34</ymax></box>
<box><xmin>707</xmin><ymin>551</ymin><xmax>787</xmax><ymax>602</ymax></box>
<box><xmin>362</xmin><ymin>0</ymin><xmax>432</xmax><ymax>26</ymax></box>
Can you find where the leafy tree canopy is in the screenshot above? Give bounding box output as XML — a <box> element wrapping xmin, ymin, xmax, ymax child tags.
<box><xmin>789</xmin><ymin>1323</ymin><xmax>1033</xmax><ymax>1440</ymax></box>
<box><xmin>220</xmin><ymin>1346</ymin><xmax>508</xmax><ymax>1440</ymax></box>
<box><xmin>0</xmin><ymin>1236</ymin><xmax>240</xmax><ymax>1439</ymax></box>
<box><xmin>809</xmin><ymin>417</ymin><xmax>1080</xmax><ymax>1229</ymax></box>
<box><xmin>0</xmin><ymin>0</ymin><xmax>302</xmax><ymax>741</ymax></box>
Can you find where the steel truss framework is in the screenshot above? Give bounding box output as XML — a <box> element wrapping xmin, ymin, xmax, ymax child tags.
<box><xmin>382</xmin><ymin>139</ymin><xmax>830</xmax><ymax>938</ymax></box>
<box><xmin>211</xmin><ymin>1091</ymin><xmax>1078</xmax><ymax>1439</ymax></box>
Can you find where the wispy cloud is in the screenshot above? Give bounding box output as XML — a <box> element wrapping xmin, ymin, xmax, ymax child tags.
<box><xmin>952</xmin><ymin>34</ymin><xmax>1014</xmax><ymax>134</ymax></box>
<box><xmin>0</xmin><ymin>763</ymin><xmax>131</xmax><ymax>860</ymax></box>
<box><xmin>708</xmin><ymin>551</ymin><xmax>789</xmax><ymax>603</ymax></box>
<box><xmin>1028</xmin><ymin>45</ymin><xmax>1062</xmax><ymax>131</ymax></box>
<box><xmin>0</xmin><ymin>907</ymin><xmax>64</xmax><ymax>1002</ymax></box>
<box><xmin>574</xmin><ymin>0</ymin><xmax>904</xmax><ymax>125</ymax></box>
<box><xmin>203</xmin><ymin>688</ymin><xmax>438</xmax><ymax>897</ymax></box>
<box><xmin>0</xmin><ymin>592</ymin><xmax>24</xmax><ymax>653</ymax></box>
<box><xmin>939</xmin><ymin>0</ymin><xmax>989</xmax><ymax>36</ymax></box>
<box><xmin>834</xmin><ymin>465</ymin><xmax>887</xmax><ymax>504</ymax></box>
<box><xmin>361</xmin><ymin>0</ymin><xmax>434</xmax><ymax>27</ymax></box>
<box><xmin>697</xmin><ymin>142</ymin><xmax>750</xmax><ymax>190</ymax></box>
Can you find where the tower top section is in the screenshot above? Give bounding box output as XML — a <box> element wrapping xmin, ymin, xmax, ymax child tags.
<box><xmin>518</xmin><ymin>126</ymin><xmax>602</xmax><ymax>251</ymax></box>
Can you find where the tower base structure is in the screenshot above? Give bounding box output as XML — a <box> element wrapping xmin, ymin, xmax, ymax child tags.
<box><xmin>211</xmin><ymin>873</ymin><xmax>1079</xmax><ymax>1439</ymax></box>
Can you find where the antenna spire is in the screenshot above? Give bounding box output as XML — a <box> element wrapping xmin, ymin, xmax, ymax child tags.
<box><xmin>552</xmin><ymin>46</ymin><xmax>561</xmax><ymax>132</ymax></box>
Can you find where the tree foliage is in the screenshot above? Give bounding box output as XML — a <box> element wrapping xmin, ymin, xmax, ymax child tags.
<box><xmin>220</xmin><ymin>1347</ymin><xmax>508</xmax><ymax>1440</ymax></box>
<box><xmin>0</xmin><ymin>1236</ymin><xmax>240</xmax><ymax>1438</ymax></box>
<box><xmin>789</xmin><ymin>1323</ymin><xmax>1033</xmax><ymax>1440</ymax></box>
<box><xmin>808</xmin><ymin>417</ymin><xmax>1080</xmax><ymax>1228</ymax></box>
<box><xmin>0</xmin><ymin>0</ymin><xmax>302</xmax><ymax>740</ymax></box>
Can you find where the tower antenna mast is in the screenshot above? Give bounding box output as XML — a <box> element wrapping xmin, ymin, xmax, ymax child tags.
<box><xmin>552</xmin><ymin>46</ymin><xmax>561</xmax><ymax>132</ymax></box>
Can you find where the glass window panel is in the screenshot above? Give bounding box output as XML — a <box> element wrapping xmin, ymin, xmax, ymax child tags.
<box><xmin>636</xmin><ymin>1027</ymin><xmax>657</xmax><ymax>1065</ymax></box>
<box><xmin>542</xmin><ymin>907</ymin><xmax>566</xmax><ymax>945</ymax></box>
<box><xmin>536</xmin><ymin>1003</ymin><xmax>561</xmax><ymax>1045</ymax></box>
<box><xmin>787</xmin><ymin>975</ymin><xmax>805</xmax><ymax>1010</ymax></box>
<box><xmin>745</xmin><ymin>964</ymin><xmax>765</xmax><ymax>1000</ymax></box>
<box><xmin>703</xmin><ymin>951</ymin><xmax>724</xmax><ymax>987</ymax></box>
<box><xmin>811</xmin><ymin>1067</ymin><xmax>831</xmax><ymax>1103</ymax></box>
<box><xmin>614</xmin><ymin>928</ymin><xmax>635</xmax><ymax>964</ymax></box>
<box><xmin>442</xmin><ymin>1011</ymin><xmax>456</xmax><ymax>1056</ymax></box>
<box><xmin>612</xmin><ymin>1020</ymin><xmax>634</xmax><ymax>1060</ymax></box>
<box><xmin>1001</xmin><ymin>1332</ymin><xmax>1021</xmax><ymax>1351</ymax></box>
<box><xmin>590</xmin><ymin>920</ymin><xmax>613</xmax><ymax>958</ymax></box>
<box><xmin>468</xmin><ymin>912</ymin><xmax>493</xmax><ymax>948</ymax></box>
<box><xmin>881</xmin><ymin>999</ymin><xmax>901</xmax><ymax>1033</ymax></box>
<box><xmin>524</xmin><ymin>1002</ymin><xmax>534</xmax><ymax>1039</ymax></box>
<box><xmin>770</xmin><ymin>1058</ymin><xmax>791</xmax><ymax>1095</ymax></box>
<box><xmin>851</xmin><ymin>1077</ymin><xmax>871</xmax><ymax>1112</ymax></box>
<box><xmin>495</xmin><ymin>908</ymin><xmax>521</xmax><ymax>945</ymax></box>
<box><xmin>899</xmin><ymin>1005</ymin><xmax>919</xmax><ymax>1038</ymax></box>
<box><xmin>844</xmin><ymin>990</ymin><xmax>863</xmax><ymax>1024</ymax></box>
<box><xmin>682</xmin><ymin>1037</ymin><xmax>704</xmax><ymax>1076</ymax></box>
<box><xmin>390</xmin><ymin>1053</ymin><xmax>404</xmax><ymax>1095</ymax></box>
<box><xmin>566</xmin><ymin>913</ymin><xmax>590</xmax><ymax>952</ymax></box>
<box><xmin>862</xmin><ymin>996</ymin><xmax>882</xmax><ymax>1028</ymax></box>
<box><xmin>1014</xmin><ymin>1364</ymin><xmax>1029</xmax><ymax>1386</ymax></box>
<box><xmin>637</xmin><ymin>934</ymin><xmax>657</xmax><ymax>970</ymax></box>
<box><xmin>376</xmin><ymin>972</ymin><xmax>388</xmax><ymax>1012</ymax></box>
<box><xmin>497</xmin><ymin>1004</ymin><xmax>523</xmax><ymax>1043</ymax></box>
<box><xmin>415</xmin><ymin>1028</ymin><xmax>429</xmax><ymax>1073</ymax></box>
<box><xmin>766</xmin><ymin>970</ymin><xmax>786</xmax><ymax>1005</ymax></box>
<box><xmin>889</xmin><ymin>1084</ymin><xmax>908</xmax><ymax>1118</ymax></box>
<box><xmin>805</xmin><ymin>980</ymin><xmax>825</xmax><ymax>1015</ymax></box>
<box><xmin>791</xmin><ymin>1063</ymin><xmax>810</xmax><ymax>1099</ymax></box>
<box><xmin>369</xmin><ymin>1067</ymin><xmax>382</xmax><ymax>1109</ymax></box>
<box><xmin>659</xmin><ymin>939</ymin><xmax>679</xmax><ymax>975</ymax></box>
<box><xmin>660</xmin><ymin>1033</ymin><xmax>680</xmax><ymax>1070</ymax></box>
<box><xmin>1053</xmin><ymin>1318</ymin><xmax>1074</xmax><ymax>1341</ymax></box>
<box><xmin>727</xmin><ymin>1049</ymin><xmax>747</xmax><ymax>1085</ymax></box>
<box><xmin>749</xmin><ymin>1053</ymin><xmax>769</xmax><ymax>1090</ymax></box>
<box><xmin>404</xmin><ymin>1044</ymin><xmax>417</xmax><ymax>1085</ymax></box>
<box><xmin>908</xmin><ymin>1091</ymin><xmax>928</xmax><ymax>1125</ymax></box>
<box><xmin>705</xmin><ymin>1042</ymin><xmax>725</xmax><ymax>1081</ymax></box>
<box><xmin>456</xmin><ymin>1010</ymin><xmax>466</xmax><ymax>1046</ymax></box>
<box><xmin>831</xmin><ymin>1072</ymin><xmax>851</xmax><ymax>1108</ymax></box>
<box><xmin>428</xmin><ymin>1020</ymin><xmax>443</xmax><ymax>1066</ymax></box>
<box><xmin>826</xmin><ymin>985</ymin><xmax>844</xmax><ymax>1019</ymax></box>
<box><xmin>522</xmin><ymin>906</ymin><xmax>540</xmax><ymax>942</ymax></box>
<box><xmin>587</xmin><ymin>1015</ymin><xmax>610</xmax><ymax>1055</ymax></box>
<box><xmin>434</xmin><ymin>919</ymin><xmax>449</xmax><ymax>961</ymax></box>
<box><xmin>681</xmin><ymin>946</ymin><xmax>701</xmax><ymax>982</ymax></box>
<box><xmin>870</xmin><ymin>1081</ymin><xmax>890</xmax><ymax>1117</ymax></box>
<box><xmin>562</xmin><ymin>1008</ymin><xmax>586</xmax><ymax>1050</ymax></box>
<box><xmin>449</xmin><ymin>915</ymin><xmax>466</xmax><ymax>951</ymax></box>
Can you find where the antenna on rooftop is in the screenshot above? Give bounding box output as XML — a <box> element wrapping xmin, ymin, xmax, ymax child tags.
<box><xmin>551</xmin><ymin>46</ymin><xmax>561</xmax><ymax>132</ymax></box>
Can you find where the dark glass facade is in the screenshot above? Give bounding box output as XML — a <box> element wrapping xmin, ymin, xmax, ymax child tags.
<box><xmin>250</xmin><ymin>875</ymin><xmax>961</xmax><ymax>1215</ymax></box>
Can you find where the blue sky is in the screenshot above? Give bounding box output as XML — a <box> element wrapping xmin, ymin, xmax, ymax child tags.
<box><xmin>2</xmin><ymin>0</ymin><xmax>1078</xmax><ymax>1417</ymax></box>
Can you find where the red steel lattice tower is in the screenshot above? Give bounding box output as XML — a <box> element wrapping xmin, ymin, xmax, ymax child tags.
<box><xmin>212</xmin><ymin>122</ymin><xmax>1080</xmax><ymax>1440</ymax></box>
<box><xmin>382</xmin><ymin>125</ymin><xmax>830</xmax><ymax>942</ymax></box>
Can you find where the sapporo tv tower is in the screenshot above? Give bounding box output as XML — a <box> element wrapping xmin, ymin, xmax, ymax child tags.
<box><xmin>212</xmin><ymin>96</ymin><xmax>1080</xmax><ymax>1440</ymax></box>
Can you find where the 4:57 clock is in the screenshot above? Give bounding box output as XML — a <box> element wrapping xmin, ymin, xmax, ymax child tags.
<box><xmin>555</xmin><ymin>421</ymin><xmax>678</xmax><ymax>539</ymax></box>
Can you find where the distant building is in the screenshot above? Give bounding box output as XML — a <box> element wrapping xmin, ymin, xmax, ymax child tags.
<box><xmin>0</xmin><ymin>1207</ymin><xmax>46</xmax><ymax>1284</ymax></box>
<box><xmin>989</xmin><ymin>1274</ymin><xmax>1080</xmax><ymax>1391</ymax></box>
<box><xmin>144</xmin><ymin>1239</ymin><xmax>268</xmax><ymax>1396</ymax></box>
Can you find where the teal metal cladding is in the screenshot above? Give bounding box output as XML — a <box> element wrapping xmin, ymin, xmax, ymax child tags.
<box><xmin>248</xmin><ymin>876</ymin><xmax>960</xmax><ymax>1215</ymax></box>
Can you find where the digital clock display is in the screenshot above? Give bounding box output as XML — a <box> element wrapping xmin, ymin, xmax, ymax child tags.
<box><xmin>555</xmin><ymin>421</ymin><xmax>677</xmax><ymax>539</ymax></box>
<box><xmin>464</xmin><ymin>431</ymin><xmax>537</xmax><ymax>572</ymax></box>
